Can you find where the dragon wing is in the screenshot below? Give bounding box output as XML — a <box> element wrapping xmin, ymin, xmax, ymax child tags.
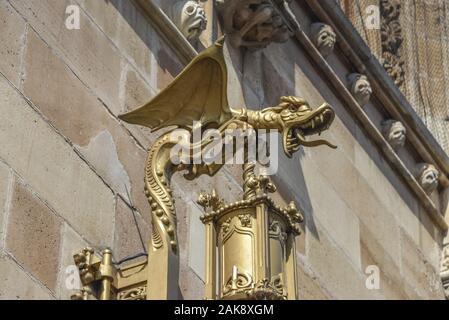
<box><xmin>118</xmin><ymin>37</ymin><xmax>232</xmax><ymax>131</ymax></box>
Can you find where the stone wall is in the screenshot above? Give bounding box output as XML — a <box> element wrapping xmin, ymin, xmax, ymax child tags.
<box><xmin>0</xmin><ymin>0</ymin><xmax>446</xmax><ymax>300</ymax></box>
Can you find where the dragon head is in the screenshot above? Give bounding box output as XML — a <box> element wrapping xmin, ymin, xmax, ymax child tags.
<box><xmin>258</xmin><ymin>96</ymin><xmax>337</xmax><ymax>158</ymax></box>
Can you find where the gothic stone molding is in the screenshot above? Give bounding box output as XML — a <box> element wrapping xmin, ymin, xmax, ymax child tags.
<box><xmin>380</xmin><ymin>0</ymin><xmax>405</xmax><ymax>88</ymax></box>
<box><xmin>216</xmin><ymin>0</ymin><xmax>293</xmax><ymax>50</ymax></box>
<box><xmin>310</xmin><ymin>22</ymin><xmax>336</xmax><ymax>57</ymax></box>
<box><xmin>382</xmin><ymin>119</ymin><xmax>407</xmax><ymax>150</ymax></box>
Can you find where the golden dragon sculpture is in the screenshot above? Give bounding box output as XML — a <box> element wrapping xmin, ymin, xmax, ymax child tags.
<box><xmin>119</xmin><ymin>37</ymin><xmax>336</xmax><ymax>299</ymax></box>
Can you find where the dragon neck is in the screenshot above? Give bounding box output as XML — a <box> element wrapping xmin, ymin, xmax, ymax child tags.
<box><xmin>239</xmin><ymin>109</ymin><xmax>283</xmax><ymax>131</ymax></box>
<box><xmin>145</xmin><ymin>132</ymin><xmax>179</xmax><ymax>254</ymax></box>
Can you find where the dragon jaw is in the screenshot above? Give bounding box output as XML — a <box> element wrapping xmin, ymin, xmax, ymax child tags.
<box><xmin>281</xmin><ymin>103</ymin><xmax>337</xmax><ymax>158</ymax></box>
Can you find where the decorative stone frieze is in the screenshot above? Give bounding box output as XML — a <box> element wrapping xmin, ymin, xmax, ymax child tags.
<box><xmin>380</xmin><ymin>0</ymin><xmax>405</xmax><ymax>88</ymax></box>
<box><xmin>170</xmin><ymin>0</ymin><xmax>208</xmax><ymax>41</ymax></box>
<box><xmin>347</xmin><ymin>73</ymin><xmax>372</xmax><ymax>107</ymax></box>
<box><xmin>414</xmin><ymin>163</ymin><xmax>440</xmax><ymax>194</ymax></box>
<box><xmin>382</xmin><ymin>119</ymin><xmax>406</xmax><ymax>150</ymax></box>
<box><xmin>310</xmin><ymin>23</ymin><xmax>336</xmax><ymax>57</ymax></box>
<box><xmin>216</xmin><ymin>0</ymin><xmax>293</xmax><ymax>50</ymax></box>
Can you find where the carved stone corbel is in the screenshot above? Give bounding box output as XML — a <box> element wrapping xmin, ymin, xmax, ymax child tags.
<box><xmin>382</xmin><ymin>119</ymin><xmax>406</xmax><ymax>150</ymax></box>
<box><xmin>170</xmin><ymin>0</ymin><xmax>208</xmax><ymax>41</ymax></box>
<box><xmin>414</xmin><ymin>163</ymin><xmax>440</xmax><ymax>194</ymax></box>
<box><xmin>347</xmin><ymin>73</ymin><xmax>372</xmax><ymax>107</ymax></box>
<box><xmin>310</xmin><ymin>22</ymin><xmax>336</xmax><ymax>57</ymax></box>
<box><xmin>216</xmin><ymin>0</ymin><xmax>293</xmax><ymax>50</ymax></box>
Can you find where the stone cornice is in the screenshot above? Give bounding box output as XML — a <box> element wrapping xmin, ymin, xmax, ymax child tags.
<box><xmin>302</xmin><ymin>0</ymin><xmax>448</xmax><ymax>230</ymax></box>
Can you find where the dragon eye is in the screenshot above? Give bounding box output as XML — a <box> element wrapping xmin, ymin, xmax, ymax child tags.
<box><xmin>297</xmin><ymin>104</ymin><xmax>309</xmax><ymax>112</ymax></box>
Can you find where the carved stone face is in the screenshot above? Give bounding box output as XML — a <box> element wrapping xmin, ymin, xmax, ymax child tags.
<box><xmin>382</xmin><ymin>120</ymin><xmax>406</xmax><ymax>150</ymax></box>
<box><xmin>415</xmin><ymin>163</ymin><xmax>439</xmax><ymax>194</ymax></box>
<box><xmin>172</xmin><ymin>0</ymin><xmax>207</xmax><ymax>41</ymax></box>
<box><xmin>216</xmin><ymin>0</ymin><xmax>291</xmax><ymax>49</ymax></box>
<box><xmin>348</xmin><ymin>73</ymin><xmax>372</xmax><ymax>106</ymax></box>
<box><xmin>311</xmin><ymin>23</ymin><xmax>336</xmax><ymax>57</ymax></box>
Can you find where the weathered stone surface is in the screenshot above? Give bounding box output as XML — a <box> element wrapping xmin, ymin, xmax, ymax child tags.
<box><xmin>0</xmin><ymin>72</ymin><xmax>115</xmax><ymax>247</ymax></box>
<box><xmin>0</xmin><ymin>162</ymin><xmax>11</xmax><ymax>251</ymax></box>
<box><xmin>22</xmin><ymin>30</ymin><xmax>149</xmax><ymax>224</ymax></box>
<box><xmin>156</xmin><ymin>45</ymin><xmax>184</xmax><ymax>92</ymax></box>
<box><xmin>0</xmin><ymin>1</ymin><xmax>26</xmax><ymax>88</ymax></box>
<box><xmin>0</xmin><ymin>256</ymin><xmax>54</xmax><ymax>299</ymax></box>
<box><xmin>297</xmin><ymin>257</ymin><xmax>331</xmax><ymax>300</ymax></box>
<box><xmin>418</xmin><ymin>206</ymin><xmax>442</xmax><ymax>271</ymax></box>
<box><xmin>77</xmin><ymin>0</ymin><xmax>154</xmax><ymax>84</ymax></box>
<box><xmin>113</xmin><ymin>197</ymin><xmax>150</xmax><ymax>263</ymax></box>
<box><xmin>306</xmin><ymin>219</ymin><xmax>382</xmax><ymax>299</ymax></box>
<box><xmin>5</xmin><ymin>179</ymin><xmax>62</xmax><ymax>292</ymax></box>
<box><xmin>179</xmin><ymin>262</ymin><xmax>204</xmax><ymax>300</ymax></box>
<box><xmin>121</xmin><ymin>67</ymin><xmax>156</xmax><ymax>146</ymax></box>
<box><xmin>359</xmin><ymin>223</ymin><xmax>406</xmax><ymax>299</ymax></box>
<box><xmin>56</xmin><ymin>224</ymin><xmax>89</xmax><ymax>300</ymax></box>
<box><xmin>399</xmin><ymin>229</ymin><xmax>444</xmax><ymax>299</ymax></box>
<box><xmin>300</xmin><ymin>161</ymin><xmax>361</xmax><ymax>268</ymax></box>
<box><xmin>10</xmin><ymin>0</ymin><xmax>124</xmax><ymax>114</ymax></box>
<box><xmin>175</xmin><ymin>194</ymin><xmax>204</xmax><ymax>300</ymax></box>
<box><xmin>123</xmin><ymin>68</ymin><xmax>154</xmax><ymax>114</ymax></box>
<box><xmin>305</xmin><ymin>137</ymin><xmax>402</xmax><ymax>267</ymax></box>
<box><xmin>187</xmin><ymin>201</ymin><xmax>205</xmax><ymax>281</ymax></box>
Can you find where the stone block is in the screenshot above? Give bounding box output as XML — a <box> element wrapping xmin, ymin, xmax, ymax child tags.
<box><xmin>0</xmin><ymin>162</ymin><xmax>11</xmax><ymax>251</ymax></box>
<box><xmin>0</xmin><ymin>1</ymin><xmax>26</xmax><ymax>88</ymax></box>
<box><xmin>5</xmin><ymin>179</ymin><xmax>62</xmax><ymax>292</ymax></box>
<box><xmin>359</xmin><ymin>222</ymin><xmax>406</xmax><ymax>299</ymax></box>
<box><xmin>10</xmin><ymin>0</ymin><xmax>124</xmax><ymax>114</ymax></box>
<box><xmin>78</xmin><ymin>0</ymin><xmax>154</xmax><ymax>83</ymax></box>
<box><xmin>155</xmin><ymin>45</ymin><xmax>184</xmax><ymax>92</ymax></box>
<box><xmin>306</xmin><ymin>219</ymin><xmax>382</xmax><ymax>299</ymax></box>
<box><xmin>418</xmin><ymin>206</ymin><xmax>443</xmax><ymax>271</ymax></box>
<box><xmin>0</xmin><ymin>256</ymin><xmax>54</xmax><ymax>299</ymax></box>
<box><xmin>22</xmin><ymin>30</ymin><xmax>149</xmax><ymax>224</ymax></box>
<box><xmin>113</xmin><ymin>197</ymin><xmax>150</xmax><ymax>263</ymax></box>
<box><xmin>296</xmin><ymin>257</ymin><xmax>331</xmax><ymax>300</ymax></box>
<box><xmin>56</xmin><ymin>223</ymin><xmax>89</xmax><ymax>300</ymax></box>
<box><xmin>179</xmin><ymin>262</ymin><xmax>205</xmax><ymax>300</ymax></box>
<box><xmin>187</xmin><ymin>201</ymin><xmax>206</xmax><ymax>281</ymax></box>
<box><xmin>399</xmin><ymin>229</ymin><xmax>445</xmax><ymax>299</ymax></box>
<box><xmin>0</xmin><ymin>73</ymin><xmax>115</xmax><ymax>247</ymax></box>
<box><xmin>275</xmin><ymin>152</ymin><xmax>361</xmax><ymax>268</ymax></box>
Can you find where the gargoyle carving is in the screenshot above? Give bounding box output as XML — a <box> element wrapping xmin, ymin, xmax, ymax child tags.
<box><xmin>119</xmin><ymin>37</ymin><xmax>335</xmax><ymax>298</ymax></box>
<box><xmin>414</xmin><ymin>163</ymin><xmax>440</xmax><ymax>194</ymax></box>
<box><xmin>216</xmin><ymin>0</ymin><xmax>293</xmax><ymax>49</ymax></box>
<box><xmin>170</xmin><ymin>0</ymin><xmax>208</xmax><ymax>41</ymax></box>
<box><xmin>310</xmin><ymin>23</ymin><xmax>336</xmax><ymax>57</ymax></box>
<box><xmin>348</xmin><ymin>73</ymin><xmax>372</xmax><ymax>107</ymax></box>
<box><xmin>382</xmin><ymin>119</ymin><xmax>406</xmax><ymax>150</ymax></box>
